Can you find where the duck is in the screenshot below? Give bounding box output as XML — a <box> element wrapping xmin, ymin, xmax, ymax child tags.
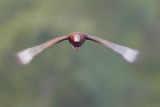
<box><xmin>14</xmin><ymin>32</ymin><xmax>141</xmax><ymax>65</ymax></box>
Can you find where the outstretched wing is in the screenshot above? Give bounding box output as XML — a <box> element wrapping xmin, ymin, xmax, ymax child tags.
<box><xmin>13</xmin><ymin>36</ymin><xmax>68</xmax><ymax>65</ymax></box>
<box><xmin>86</xmin><ymin>35</ymin><xmax>142</xmax><ymax>63</ymax></box>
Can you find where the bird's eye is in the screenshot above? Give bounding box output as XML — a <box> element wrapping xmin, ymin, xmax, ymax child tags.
<box><xmin>74</xmin><ymin>35</ymin><xmax>80</xmax><ymax>42</ymax></box>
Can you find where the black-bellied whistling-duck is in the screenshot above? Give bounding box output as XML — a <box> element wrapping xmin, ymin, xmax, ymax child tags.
<box><xmin>13</xmin><ymin>32</ymin><xmax>142</xmax><ymax>65</ymax></box>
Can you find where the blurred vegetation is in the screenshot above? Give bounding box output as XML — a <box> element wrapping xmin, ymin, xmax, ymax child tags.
<box><xmin>0</xmin><ymin>0</ymin><xmax>160</xmax><ymax>107</ymax></box>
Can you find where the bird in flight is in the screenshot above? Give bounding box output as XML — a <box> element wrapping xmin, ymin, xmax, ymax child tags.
<box><xmin>13</xmin><ymin>32</ymin><xmax>142</xmax><ymax>65</ymax></box>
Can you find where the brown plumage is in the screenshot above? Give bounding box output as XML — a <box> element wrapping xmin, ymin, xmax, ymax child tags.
<box><xmin>13</xmin><ymin>32</ymin><xmax>142</xmax><ymax>65</ymax></box>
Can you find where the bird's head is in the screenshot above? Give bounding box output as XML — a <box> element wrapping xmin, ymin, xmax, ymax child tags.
<box><xmin>68</xmin><ymin>32</ymin><xmax>87</xmax><ymax>51</ymax></box>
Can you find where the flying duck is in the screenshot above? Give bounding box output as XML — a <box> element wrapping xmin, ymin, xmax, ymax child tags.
<box><xmin>14</xmin><ymin>32</ymin><xmax>141</xmax><ymax>65</ymax></box>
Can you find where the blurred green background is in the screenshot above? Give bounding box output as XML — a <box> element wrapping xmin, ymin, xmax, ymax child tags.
<box><xmin>0</xmin><ymin>0</ymin><xmax>160</xmax><ymax>107</ymax></box>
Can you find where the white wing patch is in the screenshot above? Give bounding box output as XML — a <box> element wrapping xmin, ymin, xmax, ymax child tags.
<box><xmin>109</xmin><ymin>43</ymin><xmax>140</xmax><ymax>63</ymax></box>
<box><xmin>123</xmin><ymin>48</ymin><xmax>139</xmax><ymax>63</ymax></box>
<box><xmin>15</xmin><ymin>46</ymin><xmax>43</xmax><ymax>65</ymax></box>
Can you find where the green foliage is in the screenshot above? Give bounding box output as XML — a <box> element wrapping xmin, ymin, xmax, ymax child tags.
<box><xmin>0</xmin><ymin>0</ymin><xmax>160</xmax><ymax>107</ymax></box>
